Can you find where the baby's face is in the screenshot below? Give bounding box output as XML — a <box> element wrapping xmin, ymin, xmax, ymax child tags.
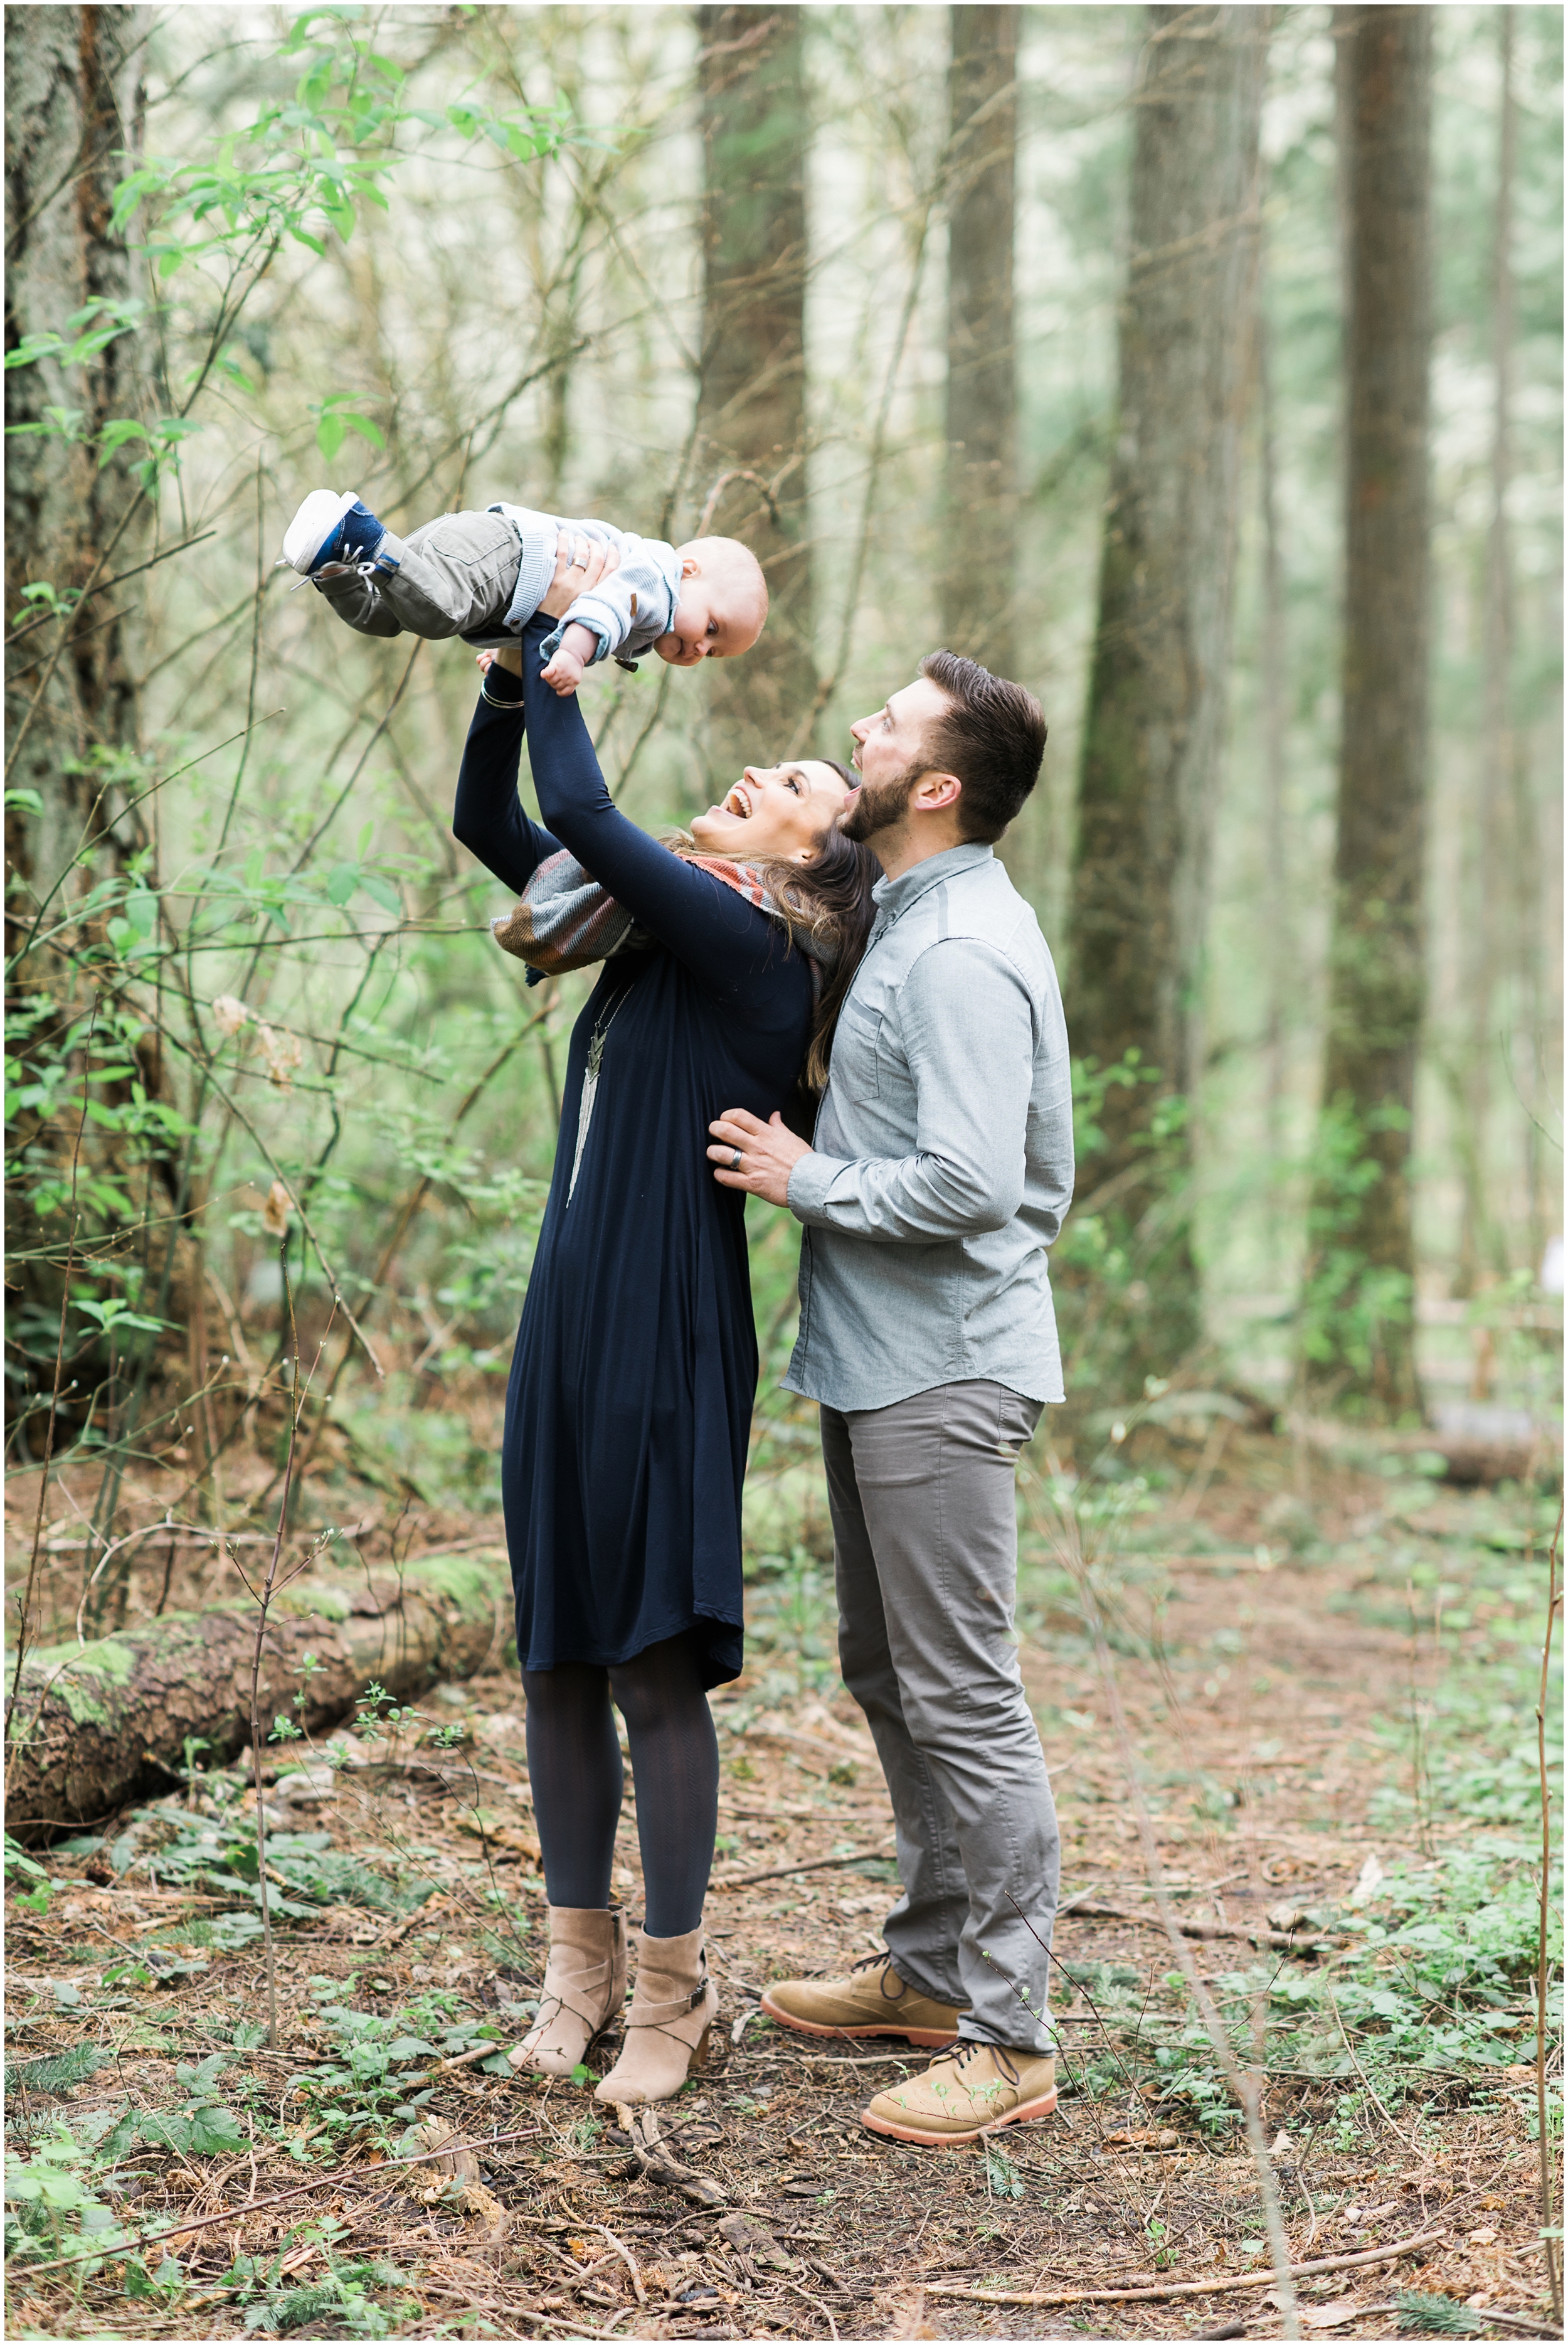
<box><xmin>656</xmin><ymin>560</ymin><xmax>764</xmax><ymax>667</ymax></box>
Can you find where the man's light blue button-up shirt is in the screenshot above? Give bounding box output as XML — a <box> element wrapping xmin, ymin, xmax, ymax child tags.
<box><xmin>784</xmin><ymin>842</ymin><xmax>1073</xmax><ymax>1415</ymax></box>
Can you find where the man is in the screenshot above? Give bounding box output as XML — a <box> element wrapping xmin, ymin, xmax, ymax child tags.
<box><xmin>707</xmin><ymin>650</ymin><xmax>1073</xmax><ymax>2148</ymax></box>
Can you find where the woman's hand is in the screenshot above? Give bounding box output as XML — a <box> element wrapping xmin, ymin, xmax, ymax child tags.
<box><xmin>476</xmin><ymin>644</ymin><xmax>524</xmax><ymax>679</ymax></box>
<box><xmin>538</xmin><ymin>530</ymin><xmax>620</xmax><ymax>619</ymax></box>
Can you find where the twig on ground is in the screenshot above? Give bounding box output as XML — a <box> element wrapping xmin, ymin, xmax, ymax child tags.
<box><xmin>609</xmin><ymin>2101</ymin><xmax>726</xmax><ymax>2206</ymax></box>
<box><xmin>709</xmin><ymin>1847</ymin><xmax>894</xmax><ymax>1891</ymax></box>
<box><xmin>591</xmin><ymin>2225</ymin><xmax>647</xmax><ymax>2304</ymax></box>
<box><xmin>246</xmin><ymin>1218</ymin><xmax>312</xmax><ymax>2051</ymax></box>
<box><xmin>1328</xmin><ymin>1986</ymin><xmax>1412</xmax><ymax>2144</ymax></box>
<box><xmin>1039</xmin><ymin>1459</ymin><xmax>1305</xmax><ymax>2340</ymax></box>
<box><xmin>783</xmin><ymin>2275</ymin><xmax>840</xmax><ymax>2339</ymax></box>
<box><xmin>6</xmin><ymin>1004</ymin><xmax>96</xmax><ymax>1776</ymax></box>
<box><xmin>1059</xmin><ymin>1893</ymin><xmax>1338</xmax><ymax>1954</ymax></box>
<box><xmin>924</xmin><ymin>2223</ymin><xmax>1447</xmax><ymax>2307</ymax></box>
<box><xmin>1536</xmin><ymin>1502</ymin><xmax>1563</xmax><ymax>2331</ymax></box>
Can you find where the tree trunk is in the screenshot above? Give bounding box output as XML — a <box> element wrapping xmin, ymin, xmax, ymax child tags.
<box><xmin>5</xmin><ymin>7</ymin><xmax>169</xmax><ymax>1455</ymax></box>
<box><xmin>694</xmin><ymin>4</ymin><xmax>814</xmax><ymax>789</ymax></box>
<box><xmin>942</xmin><ymin>4</ymin><xmax>1018</xmax><ymax>677</ymax></box>
<box><xmin>1306</xmin><ymin>6</ymin><xmax>1433</xmax><ymax>1418</ymax></box>
<box><xmin>1067</xmin><ymin>5</ymin><xmax>1267</xmax><ymax>1377</ymax></box>
<box><xmin>5</xmin><ymin>3</ymin><xmax>149</xmax><ymax>912</ymax></box>
<box><xmin>1258</xmin><ymin>287</ymin><xmax>1289</xmax><ymax>1226</ymax></box>
<box><xmin>6</xmin><ymin>1553</ymin><xmax>511</xmax><ymax>1839</ymax></box>
<box><xmin>1456</xmin><ymin>11</ymin><xmax>1518</xmax><ymax>1299</ymax></box>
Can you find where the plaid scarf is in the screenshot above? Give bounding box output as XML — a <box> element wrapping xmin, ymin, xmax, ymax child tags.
<box><xmin>492</xmin><ymin>846</ymin><xmax>834</xmax><ymax>991</ymax></box>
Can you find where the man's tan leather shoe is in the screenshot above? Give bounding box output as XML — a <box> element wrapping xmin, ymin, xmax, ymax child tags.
<box><xmin>760</xmin><ymin>1952</ymin><xmax>961</xmax><ymax>2048</ymax></box>
<box><xmin>861</xmin><ymin>2041</ymin><xmax>1057</xmax><ymax>2145</ymax></box>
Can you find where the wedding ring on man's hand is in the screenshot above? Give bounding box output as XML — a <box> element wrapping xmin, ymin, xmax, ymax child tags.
<box><xmin>731</xmin><ymin>1149</ymin><xmax>743</xmax><ymax>1171</ymax></box>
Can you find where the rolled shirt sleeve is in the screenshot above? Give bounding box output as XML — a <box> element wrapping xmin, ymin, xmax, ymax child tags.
<box><xmin>787</xmin><ymin>940</ymin><xmax>1034</xmax><ymax>1243</ymax></box>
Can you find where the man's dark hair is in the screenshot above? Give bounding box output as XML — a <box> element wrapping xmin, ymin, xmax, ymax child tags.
<box><xmin>918</xmin><ymin>650</ymin><xmax>1047</xmax><ymax>844</ymax></box>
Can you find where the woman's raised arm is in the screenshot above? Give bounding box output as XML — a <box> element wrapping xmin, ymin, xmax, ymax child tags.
<box><xmin>452</xmin><ymin>681</ymin><xmax>561</xmax><ymax>896</ymax></box>
<box><xmin>514</xmin><ymin>617</ymin><xmax>782</xmax><ymax>991</ymax></box>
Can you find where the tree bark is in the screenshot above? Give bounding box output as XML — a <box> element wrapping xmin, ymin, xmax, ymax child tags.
<box><xmin>1455</xmin><ymin>11</ymin><xmax>1518</xmax><ymax>1299</ymax></box>
<box><xmin>5</xmin><ymin>8</ymin><xmax>170</xmax><ymax>1449</ymax></box>
<box><xmin>1258</xmin><ymin>287</ymin><xmax>1289</xmax><ymax>1221</ymax></box>
<box><xmin>1067</xmin><ymin>5</ymin><xmax>1267</xmax><ymax>1376</ymax></box>
<box><xmin>942</xmin><ymin>4</ymin><xmax>1018</xmax><ymax>677</ymax></box>
<box><xmin>694</xmin><ymin>4</ymin><xmax>814</xmax><ymax>788</ymax></box>
<box><xmin>5</xmin><ymin>3</ymin><xmax>149</xmax><ymax>912</ymax></box>
<box><xmin>1306</xmin><ymin>6</ymin><xmax>1433</xmax><ymax>1417</ymax></box>
<box><xmin>6</xmin><ymin>1553</ymin><xmax>511</xmax><ymax>1839</ymax></box>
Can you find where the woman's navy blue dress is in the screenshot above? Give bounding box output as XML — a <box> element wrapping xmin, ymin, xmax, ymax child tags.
<box><xmin>453</xmin><ymin>620</ymin><xmax>814</xmax><ymax>1689</ymax></box>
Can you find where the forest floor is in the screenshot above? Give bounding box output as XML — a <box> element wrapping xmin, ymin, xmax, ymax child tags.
<box><xmin>4</xmin><ymin>1420</ymin><xmax>1561</xmax><ymax>2342</ymax></box>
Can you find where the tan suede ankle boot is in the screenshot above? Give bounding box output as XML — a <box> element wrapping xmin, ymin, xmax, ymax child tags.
<box><xmin>593</xmin><ymin>1925</ymin><xmax>718</xmax><ymax>2106</ymax></box>
<box><xmin>510</xmin><ymin>1906</ymin><xmax>628</xmax><ymax>2080</ymax></box>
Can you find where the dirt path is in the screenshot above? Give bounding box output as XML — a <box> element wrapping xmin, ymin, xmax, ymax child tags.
<box><xmin>5</xmin><ymin>1438</ymin><xmax>1558</xmax><ymax>2338</ymax></box>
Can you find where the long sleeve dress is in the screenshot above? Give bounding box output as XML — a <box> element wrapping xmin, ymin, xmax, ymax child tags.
<box><xmin>453</xmin><ymin>618</ymin><xmax>815</xmax><ymax>1688</ymax></box>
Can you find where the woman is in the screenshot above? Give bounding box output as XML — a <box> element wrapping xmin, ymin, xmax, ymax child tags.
<box><xmin>453</xmin><ymin>561</ymin><xmax>876</xmax><ymax>2106</ymax></box>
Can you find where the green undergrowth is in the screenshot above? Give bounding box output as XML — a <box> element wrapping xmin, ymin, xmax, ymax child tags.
<box><xmin>4</xmin><ymin>1966</ymin><xmax>499</xmax><ymax>2322</ymax></box>
<box><xmin>1160</xmin><ymin>1848</ymin><xmax>1552</xmax><ymax>2129</ymax></box>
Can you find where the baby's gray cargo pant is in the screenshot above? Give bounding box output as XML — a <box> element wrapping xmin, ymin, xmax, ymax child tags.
<box><xmin>821</xmin><ymin>1378</ymin><xmax>1060</xmax><ymax>2054</ymax></box>
<box><xmin>312</xmin><ymin>508</ymin><xmax>526</xmax><ymax>646</ymax></box>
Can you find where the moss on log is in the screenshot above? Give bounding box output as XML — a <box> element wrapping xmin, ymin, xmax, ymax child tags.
<box><xmin>6</xmin><ymin>1551</ymin><xmax>511</xmax><ymax>1840</ymax></box>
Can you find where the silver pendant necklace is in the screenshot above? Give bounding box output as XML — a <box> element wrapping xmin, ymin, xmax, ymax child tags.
<box><xmin>568</xmin><ymin>984</ymin><xmax>631</xmax><ymax>1203</ymax></box>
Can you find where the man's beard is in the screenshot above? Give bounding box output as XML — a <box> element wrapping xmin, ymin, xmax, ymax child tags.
<box><xmin>840</xmin><ymin>765</ymin><xmax>919</xmax><ymax>845</ymax></box>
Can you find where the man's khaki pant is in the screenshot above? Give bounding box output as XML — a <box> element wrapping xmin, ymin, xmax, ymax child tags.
<box><xmin>821</xmin><ymin>1378</ymin><xmax>1059</xmax><ymax>2052</ymax></box>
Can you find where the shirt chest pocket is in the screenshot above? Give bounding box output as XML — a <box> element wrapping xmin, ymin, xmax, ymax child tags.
<box><xmin>834</xmin><ymin>993</ymin><xmax>882</xmax><ymax>1098</ymax></box>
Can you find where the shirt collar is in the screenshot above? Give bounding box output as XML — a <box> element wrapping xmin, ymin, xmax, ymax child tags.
<box><xmin>870</xmin><ymin>839</ymin><xmax>993</xmax><ymax>915</ymax></box>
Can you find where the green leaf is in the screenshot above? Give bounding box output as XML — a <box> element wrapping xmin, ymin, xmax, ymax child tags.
<box><xmin>359</xmin><ymin>873</ymin><xmax>401</xmax><ymax>916</ymax></box>
<box><xmin>186</xmin><ymin>2105</ymin><xmax>246</xmax><ymax>2155</ymax></box>
<box><xmin>326</xmin><ymin>861</ymin><xmax>359</xmax><ymax>907</ymax></box>
<box><xmin>341</xmin><ymin>410</ymin><xmax>384</xmax><ymax>447</ymax></box>
<box><xmin>316</xmin><ymin>412</ymin><xmax>346</xmax><ymax>462</ymax></box>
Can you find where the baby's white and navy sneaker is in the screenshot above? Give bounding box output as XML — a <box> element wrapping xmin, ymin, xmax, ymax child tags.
<box><xmin>279</xmin><ymin>490</ymin><xmax>384</xmax><ymax>575</ymax></box>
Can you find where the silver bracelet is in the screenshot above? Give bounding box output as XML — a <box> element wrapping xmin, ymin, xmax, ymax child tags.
<box><xmin>479</xmin><ymin>674</ymin><xmax>524</xmax><ymax>710</ymax></box>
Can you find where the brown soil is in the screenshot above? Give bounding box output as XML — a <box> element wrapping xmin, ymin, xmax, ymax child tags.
<box><xmin>5</xmin><ymin>1431</ymin><xmax>1559</xmax><ymax>2339</ymax></box>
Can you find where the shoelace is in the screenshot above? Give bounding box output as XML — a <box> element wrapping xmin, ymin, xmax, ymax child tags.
<box><xmin>950</xmin><ymin>2041</ymin><xmax>1021</xmax><ymax>2088</ymax></box>
<box><xmin>847</xmin><ymin>1952</ymin><xmax>911</xmax><ymax>2006</ymax></box>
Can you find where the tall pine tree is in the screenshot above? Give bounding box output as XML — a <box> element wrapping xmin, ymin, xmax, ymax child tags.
<box><xmin>1068</xmin><ymin>6</ymin><xmax>1267</xmax><ymax>1380</ymax></box>
<box><xmin>693</xmin><ymin>6</ymin><xmax>814</xmax><ymax>787</ymax></box>
<box><xmin>1305</xmin><ymin>6</ymin><xmax>1434</xmax><ymax>1417</ymax></box>
<box><xmin>942</xmin><ymin>5</ymin><xmax>1018</xmax><ymax>678</ymax></box>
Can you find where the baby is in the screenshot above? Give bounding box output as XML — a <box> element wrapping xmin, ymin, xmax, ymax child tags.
<box><xmin>278</xmin><ymin>489</ymin><xmax>768</xmax><ymax>697</ymax></box>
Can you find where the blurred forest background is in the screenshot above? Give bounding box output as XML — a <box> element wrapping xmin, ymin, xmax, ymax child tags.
<box><xmin>5</xmin><ymin>2</ymin><xmax>1562</xmax><ymax>1650</ymax></box>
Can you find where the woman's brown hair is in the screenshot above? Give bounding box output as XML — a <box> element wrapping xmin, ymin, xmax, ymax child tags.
<box><xmin>668</xmin><ymin>761</ymin><xmax>877</xmax><ymax>1095</ymax></box>
<box><xmin>750</xmin><ymin>759</ymin><xmax>879</xmax><ymax>1094</ymax></box>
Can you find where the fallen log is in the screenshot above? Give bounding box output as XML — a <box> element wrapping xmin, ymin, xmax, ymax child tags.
<box><xmin>5</xmin><ymin>1550</ymin><xmax>509</xmax><ymax>1841</ymax></box>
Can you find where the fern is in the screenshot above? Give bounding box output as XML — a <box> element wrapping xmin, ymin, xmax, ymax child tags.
<box><xmin>8</xmin><ymin>2045</ymin><xmax>114</xmax><ymax>2097</ymax></box>
<box><xmin>1395</xmin><ymin>2292</ymin><xmax>1484</xmax><ymax>2336</ymax></box>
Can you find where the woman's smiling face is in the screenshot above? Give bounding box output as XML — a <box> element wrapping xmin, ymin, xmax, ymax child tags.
<box><xmin>689</xmin><ymin>758</ymin><xmax>855</xmax><ymax>864</ymax></box>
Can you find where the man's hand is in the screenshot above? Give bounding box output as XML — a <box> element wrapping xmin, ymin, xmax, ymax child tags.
<box><xmin>707</xmin><ymin>1108</ymin><xmax>812</xmax><ymax>1208</ymax></box>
